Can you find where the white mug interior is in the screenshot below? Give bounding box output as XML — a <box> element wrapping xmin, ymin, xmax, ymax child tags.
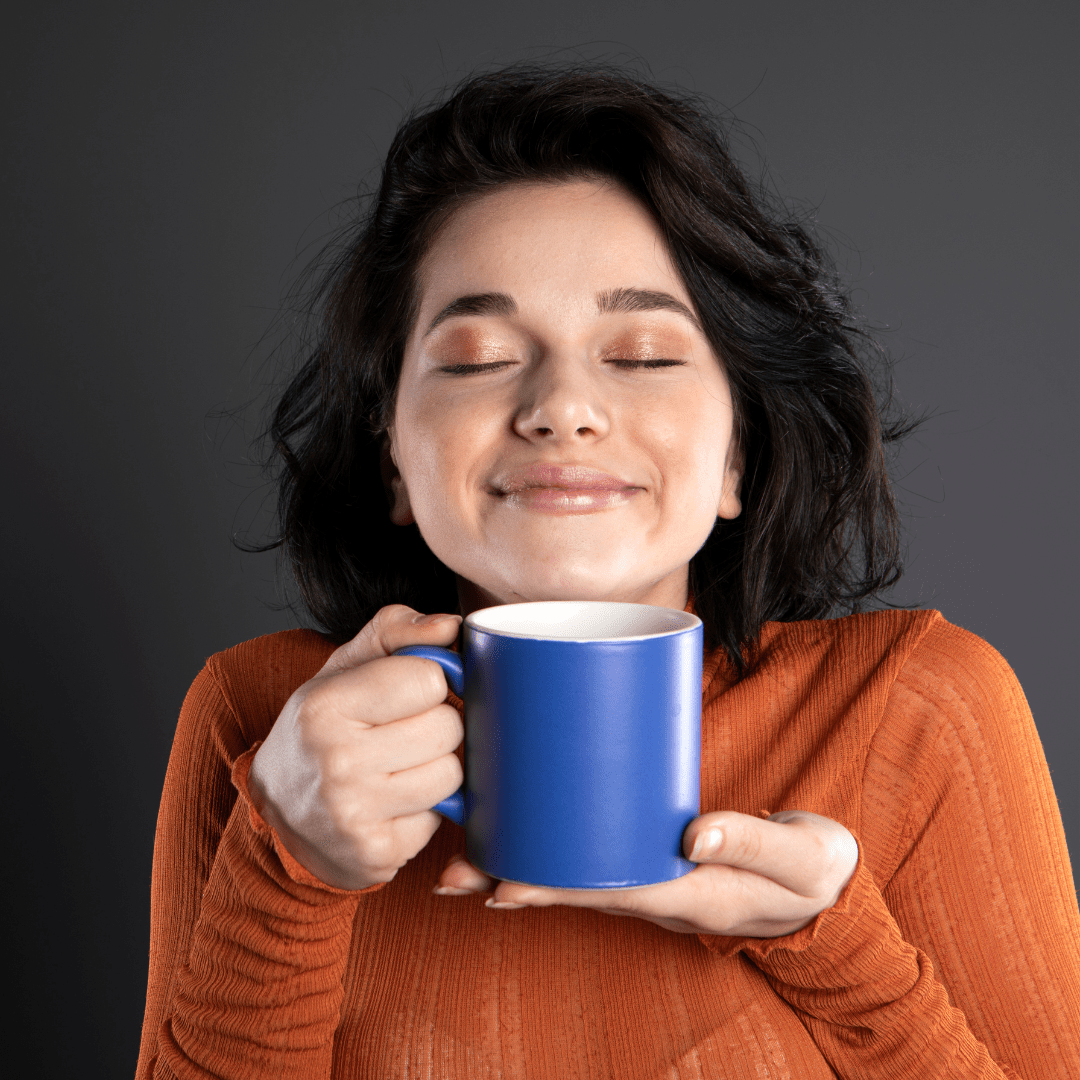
<box><xmin>465</xmin><ymin>601</ymin><xmax>701</xmax><ymax>642</ymax></box>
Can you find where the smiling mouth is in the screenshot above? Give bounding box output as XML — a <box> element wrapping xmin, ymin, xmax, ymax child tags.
<box><xmin>489</xmin><ymin>464</ymin><xmax>643</xmax><ymax>515</ymax></box>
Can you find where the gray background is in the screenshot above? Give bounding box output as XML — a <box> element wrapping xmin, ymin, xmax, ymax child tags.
<box><xmin>2</xmin><ymin>2</ymin><xmax>1076</xmax><ymax>1075</ymax></box>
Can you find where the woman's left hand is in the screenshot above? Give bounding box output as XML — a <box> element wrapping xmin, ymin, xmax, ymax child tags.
<box><xmin>434</xmin><ymin>810</ymin><xmax>859</xmax><ymax>937</ymax></box>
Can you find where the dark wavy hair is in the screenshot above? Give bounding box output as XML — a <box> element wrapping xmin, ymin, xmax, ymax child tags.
<box><xmin>261</xmin><ymin>65</ymin><xmax>910</xmax><ymax>673</ymax></box>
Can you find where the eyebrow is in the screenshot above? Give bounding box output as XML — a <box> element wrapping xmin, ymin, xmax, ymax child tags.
<box><xmin>425</xmin><ymin>293</ymin><xmax>517</xmax><ymax>335</ymax></box>
<box><xmin>596</xmin><ymin>287</ymin><xmax>702</xmax><ymax>331</ymax></box>
<box><xmin>424</xmin><ymin>286</ymin><xmax>701</xmax><ymax>335</ymax></box>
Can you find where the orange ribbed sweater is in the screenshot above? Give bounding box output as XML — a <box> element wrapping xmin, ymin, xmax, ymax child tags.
<box><xmin>136</xmin><ymin>610</ymin><xmax>1080</xmax><ymax>1079</ymax></box>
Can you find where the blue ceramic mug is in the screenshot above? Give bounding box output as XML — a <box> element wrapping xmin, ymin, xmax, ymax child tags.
<box><xmin>395</xmin><ymin>600</ymin><xmax>702</xmax><ymax>889</ymax></box>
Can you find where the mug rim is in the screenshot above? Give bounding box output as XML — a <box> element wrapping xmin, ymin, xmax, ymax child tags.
<box><xmin>464</xmin><ymin>600</ymin><xmax>702</xmax><ymax>643</ymax></box>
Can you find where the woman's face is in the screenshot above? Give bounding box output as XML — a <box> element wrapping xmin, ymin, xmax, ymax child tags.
<box><xmin>389</xmin><ymin>178</ymin><xmax>743</xmax><ymax>612</ymax></box>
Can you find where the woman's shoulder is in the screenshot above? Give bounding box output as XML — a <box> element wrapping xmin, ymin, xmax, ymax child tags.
<box><xmin>727</xmin><ymin>608</ymin><xmax>1012</xmax><ymax>688</ymax></box>
<box><xmin>705</xmin><ymin>608</ymin><xmax>1026</xmax><ymax>735</ymax></box>
<box><xmin>871</xmin><ymin>615</ymin><xmax>1036</xmax><ymax>773</ymax></box>
<box><xmin>760</xmin><ymin>607</ymin><xmax>943</xmax><ymax>660</ymax></box>
<box><xmin>730</xmin><ymin>609</ymin><xmax>1033</xmax><ymax>768</ymax></box>
<box><xmin>206</xmin><ymin>626</ymin><xmax>336</xmax><ymax>677</ymax></box>
<box><xmin>703</xmin><ymin>609</ymin><xmax>936</xmax><ymax>694</ymax></box>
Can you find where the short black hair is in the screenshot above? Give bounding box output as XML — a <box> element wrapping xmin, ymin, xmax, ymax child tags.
<box><xmin>262</xmin><ymin>64</ymin><xmax>910</xmax><ymax>673</ymax></box>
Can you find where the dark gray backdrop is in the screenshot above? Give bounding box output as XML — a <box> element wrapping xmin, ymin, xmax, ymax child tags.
<box><xmin>2</xmin><ymin>3</ymin><xmax>1076</xmax><ymax>1076</ymax></box>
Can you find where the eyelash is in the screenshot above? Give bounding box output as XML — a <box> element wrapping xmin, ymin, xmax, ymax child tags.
<box><xmin>438</xmin><ymin>361</ymin><xmax>515</xmax><ymax>375</ymax></box>
<box><xmin>437</xmin><ymin>359</ymin><xmax>686</xmax><ymax>375</ymax></box>
<box><xmin>607</xmin><ymin>358</ymin><xmax>686</xmax><ymax>370</ymax></box>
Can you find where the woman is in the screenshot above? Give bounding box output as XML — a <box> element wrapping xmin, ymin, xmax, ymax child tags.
<box><xmin>136</xmin><ymin>67</ymin><xmax>1080</xmax><ymax>1079</ymax></box>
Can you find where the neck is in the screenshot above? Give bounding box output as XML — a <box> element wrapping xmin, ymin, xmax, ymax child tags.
<box><xmin>453</xmin><ymin>568</ymin><xmax>691</xmax><ymax>619</ymax></box>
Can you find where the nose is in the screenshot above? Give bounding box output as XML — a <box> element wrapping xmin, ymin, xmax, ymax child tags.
<box><xmin>511</xmin><ymin>355</ymin><xmax>611</xmax><ymax>443</ymax></box>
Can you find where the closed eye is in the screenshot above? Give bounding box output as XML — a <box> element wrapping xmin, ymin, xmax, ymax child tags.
<box><xmin>437</xmin><ymin>361</ymin><xmax>517</xmax><ymax>375</ymax></box>
<box><xmin>606</xmin><ymin>358</ymin><xmax>688</xmax><ymax>370</ymax></box>
<box><xmin>438</xmin><ymin>358</ymin><xmax>686</xmax><ymax>374</ymax></box>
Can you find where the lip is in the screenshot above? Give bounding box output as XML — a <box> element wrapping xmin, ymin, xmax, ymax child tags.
<box><xmin>488</xmin><ymin>463</ymin><xmax>643</xmax><ymax>515</ymax></box>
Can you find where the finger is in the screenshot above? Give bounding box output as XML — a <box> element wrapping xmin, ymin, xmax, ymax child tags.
<box><xmin>312</xmin><ymin>808</ymin><xmax>444</xmax><ymax>889</ymax></box>
<box><xmin>384</xmin><ymin>810</ymin><xmax>445</xmax><ymax>866</ymax></box>
<box><xmin>359</xmin><ymin>703</ymin><xmax>463</xmax><ymax>772</ymax></box>
<box><xmin>321</xmin><ymin>605</ymin><xmax>462</xmax><ymax>675</ymax></box>
<box><xmin>683</xmin><ymin>810</ymin><xmax>857</xmax><ymax>899</ymax></box>
<box><xmin>486</xmin><ymin>863</ymin><xmax>823</xmax><ymax>936</ymax></box>
<box><xmin>434</xmin><ymin>854</ymin><xmax>497</xmax><ymax>895</ymax></box>
<box><xmin>376</xmin><ymin>753</ymin><xmax>464</xmax><ymax>819</ymax></box>
<box><xmin>311</xmin><ymin>654</ymin><xmax>458</xmax><ymax>728</ymax></box>
<box><xmin>487</xmin><ymin>879</ymin><xmax>666</xmax><ymax>912</ymax></box>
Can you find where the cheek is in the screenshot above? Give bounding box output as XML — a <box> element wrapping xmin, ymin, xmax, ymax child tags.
<box><xmin>403</xmin><ymin>427</ymin><xmax>463</xmax><ymax>513</ymax></box>
<box><xmin>645</xmin><ymin>400</ymin><xmax>732</xmax><ymax>507</ymax></box>
<box><xmin>392</xmin><ymin>396</ymin><xmax>448</xmax><ymax>508</ymax></box>
<box><xmin>394</xmin><ymin>399</ymin><xmax>494</xmax><ymax>526</ymax></box>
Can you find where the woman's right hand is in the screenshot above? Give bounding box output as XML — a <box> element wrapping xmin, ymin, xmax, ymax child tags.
<box><xmin>246</xmin><ymin>605</ymin><xmax>464</xmax><ymax>890</ymax></box>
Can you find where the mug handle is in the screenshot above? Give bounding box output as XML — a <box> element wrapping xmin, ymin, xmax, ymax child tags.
<box><xmin>393</xmin><ymin>645</ymin><xmax>466</xmax><ymax>826</ymax></box>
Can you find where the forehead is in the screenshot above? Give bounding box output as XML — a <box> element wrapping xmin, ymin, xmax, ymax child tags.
<box><xmin>415</xmin><ymin>178</ymin><xmax>692</xmax><ymax>316</ymax></box>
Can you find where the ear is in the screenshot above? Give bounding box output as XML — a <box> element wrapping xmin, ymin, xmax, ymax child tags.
<box><xmin>717</xmin><ymin>441</ymin><xmax>744</xmax><ymax>521</ymax></box>
<box><xmin>380</xmin><ymin>433</ymin><xmax>415</xmax><ymax>526</ymax></box>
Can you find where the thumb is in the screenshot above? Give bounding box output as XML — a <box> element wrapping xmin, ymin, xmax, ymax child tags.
<box><xmin>434</xmin><ymin>853</ymin><xmax>497</xmax><ymax>895</ymax></box>
<box><xmin>320</xmin><ymin>604</ymin><xmax>461</xmax><ymax>675</ymax></box>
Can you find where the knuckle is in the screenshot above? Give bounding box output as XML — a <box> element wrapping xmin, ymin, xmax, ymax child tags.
<box><xmin>841</xmin><ymin>830</ymin><xmax>859</xmax><ymax>869</ymax></box>
<box><xmin>370</xmin><ymin>654</ymin><xmax>447</xmax><ymax>709</ymax></box>
<box><xmin>371</xmin><ymin>603</ymin><xmax>412</xmax><ymax>636</ymax></box>
<box><xmin>351</xmin><ymin>623</ymin><xmax>379</xmax><ymax>658</ymax></box>
<box><xmin>337</xmin><ymin>782</ymin><xmax>380</xmax><ymax>829</ymax></box>
<box><xmin>365</xmin><ymin>820</ymin><xmax>399</xmax><ymax>864</ymax></box>
<box><xmin>320</xmin><ymin>782</ymin><xmax>369</xmax><ymax>835</ymax></box>
<box><xmin>376</xmin><ymin>604</ymin><xmax>419</xmax><ymax>641</ymax></box>
<box><xmin>352</xmin><ymin>604</ymin><xmax>416</xmax><ymax>662</ymax></box>
<box><xmin>436</xmin><ymin>703</ymin><xmax>465</xmax><ymax>745</ymax></box>
<box><xmin>321</xmin><ymin>743</ymin><xmax>359</xmax><ymax>787</ymax></box>
<box><xmin>406</xmin><ymin>658</ymin><xmax>448</xmax><ymax>704</ymax></box>
<box><xmin>362</xmin><ymin>815</ymin><xmax>437</xmax><ymax>873</ymax></box>
<box><xmin>357</xmin><ymin>823</ymin><xmax>399</xmax><ymax>868</ymax></box>
<box><xmin>724</xmin><ymin>821</ymin><xmax>762</xmax><ymax>864</ymax></box>
<box><xmin>398</xmin><ymin>812</ymin><xmax>441</xmax><ymax>857</ymax></box>
<box><xmin>284</xmin><ymin>681</ymin><xmax>314</xmax><ymax>718</ymax></box>
<box><xmin>827</xmin><ymin>830</ymin><xmax>859</xmax><ymax>887</ymax></box>
<box><xmin>322</xmin><ymin>800</ymin><xmax>356</xmax><ymax>839</ymax></box>
<box><xmin>807</xmin><ymin>828</ymin><xmax>855</xmax><ymax>898</ymax></box>
<box><xmin>296</xmin><ymin>680</ymin><xmax>335</xmax><ymax>727</ymax></box>
<box><xmin>441</xmin><ymin>752</ymin><xmax>464</xmax><ymax>790</ymax></box>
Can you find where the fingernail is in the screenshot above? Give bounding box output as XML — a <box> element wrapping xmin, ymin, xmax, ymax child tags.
<box><xmin>433</xmin><ymin>886</ymin><xmax>475</xmax><ymax>896</ymax></box>
<box><xmin>485</xmin><ymin>899</ymin><xmax>528</xmax><ymax>910</ymax></box>
<box><xmin>691</xmin><ymin>828</ymin><xmax>723</xmax><ymax>861</ymax></box>
<box><xmin>413</xmin><ymin>612</ymin><xmax>460</xmax><ymax>626</ymax></box>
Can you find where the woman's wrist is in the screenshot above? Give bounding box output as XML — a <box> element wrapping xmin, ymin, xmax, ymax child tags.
<box><xmin>233</xmin><ymin>746</ymin><xmax>386</xmax><ymax>895</ymax></box>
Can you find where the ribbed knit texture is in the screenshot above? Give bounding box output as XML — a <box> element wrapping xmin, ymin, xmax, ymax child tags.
<box><xmin>136</xmin><ymin>610</ymin><xmax>1080</xmax><ymax>1079</ymax></box>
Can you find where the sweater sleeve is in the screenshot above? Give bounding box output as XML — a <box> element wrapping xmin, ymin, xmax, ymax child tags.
<box><xmin>136</xmin><ymin>662</ymin><xmax>383</xmax><ymax>1080</ymax></box>
<box><xmin>700</xmin><ymin>838</ymin><xmax>1013</xmax><ymax>1077</ymax></box>
<box><xmin>698</xmin><ymin>620</ymin><xmax>1080</xmax><ymax>1080</ymax></box>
